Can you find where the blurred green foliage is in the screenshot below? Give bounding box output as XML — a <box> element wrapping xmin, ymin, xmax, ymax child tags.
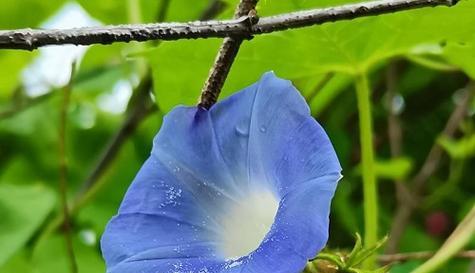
<box><xmin>0</xmin><ymin>0</ymin><xmax>474</xmax><ymax>273</ymax></box>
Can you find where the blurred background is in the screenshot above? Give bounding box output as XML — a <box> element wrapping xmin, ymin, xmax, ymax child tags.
<box><xmin>0</xmin><ymin>0</ymin><xmax>474</xmax><ymax>272</ymax></box>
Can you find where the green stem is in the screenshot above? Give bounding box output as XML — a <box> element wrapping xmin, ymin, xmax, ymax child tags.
<box><xmin>355</xmin><ymin>72</ymin><xmax>378</xmax><ymax>268</ymax></box>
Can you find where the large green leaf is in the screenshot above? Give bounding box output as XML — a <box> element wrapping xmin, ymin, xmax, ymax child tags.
<box><xmin>236</xmin><ymin>0</ymin><xmax>475</xmax><ymax>74</ymax></box>
<box><xmin>147</xmin><ymin>0</ymin><xmax>475</xmax><ymax>112</ymax></box>
<box><xmin>444</xmin><ymin>33</ymin><xmax>475</xmax><ymax>79</ymax></box>
<box><xmin>0</xmin><ymin>184</ymin><xmax>56</xmax><ymax>266</ymax></box>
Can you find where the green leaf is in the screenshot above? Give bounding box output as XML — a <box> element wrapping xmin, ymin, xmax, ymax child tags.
<box><xmin>347</xmin><ymin>233</ymin><xmax>364</xmax><ymax>266</ymax></box>
<box><xmin>444</xmin><ymin>33</ymin><xmax>475</xmax><ymax>79</ymax></box>
<box><xmin>374</xmin><ymin>157</ymin><xmax>413</xmax><ymax>180</ymax></box>
<box><xmin>76</xmin><ymin>0</ymin><xmax>212</xmax><ymax>24</ymax></box>
<box><xmin>147</xmin><ymin>0</ymin><xmax>475</xmax><ymax>112</ymax></box>
<box><xmin>0</xmin><ymin>51</ymin><xmax>34</xmax><ymax>101</ymax></box>
<box><xmin>0</xmin><ymin>184</ymin><xmax>56</xmax><ymax>266</ymax></box>
<box><xmin>235</xmin><ymin>0</ymin><xmax>475</xmax><ymax>75</ymax></box>
<box><xmin>0</xmin><ymin>251</ymin><xmax>34</xmax><ymax>273</ymax></box>
<box><xmin>348</xmin><ymin>236</ymin><xmax>388</xmax><ymax>268</ymax></box>
<box><xmin>309</xmin><ymin>234</ymin><xmax>389</xmax><ymax>273</ymax></box>
<box><xmin>33</xmin><ymin>235</ymin><xmax>105</xmax><ymax>273</ymax></box>
<box><xmin>438</xmin><ymin>134</ymin><xmax>475</xmax><ymax>159</ymax></box>
<box><xmin>147</xmin><ymin>39</ymin><xmax>221</xmax><ymax>111</ymax></box>
<box><xmin>354</xmin><ymin>157</ymin><xmax>413</xmax><ymax>180</ymax></box>
<box><xmin>0</xmin><ymin>0</ymin><xmax>64</xmax><ymax>28</ymax></box>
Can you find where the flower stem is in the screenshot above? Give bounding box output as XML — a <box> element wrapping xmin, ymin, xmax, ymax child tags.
<box><xmin>355</xmin><ymin>72</ymin><xmax>378</xmax><ymax>268</ymax></box>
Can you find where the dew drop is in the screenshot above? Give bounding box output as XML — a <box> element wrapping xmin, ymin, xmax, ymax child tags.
<box><xmin>235</xmin><ymin>123</ymin><xmax>249</xmax><ymax>136</ymax></box>
<box><xmin>259</xmin><ymin>126</ymin><xmax>267</xmax><ymax>133</ymax></box>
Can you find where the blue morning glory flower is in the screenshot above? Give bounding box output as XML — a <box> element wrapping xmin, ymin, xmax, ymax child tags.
<box><xmin>101</xmin><ymin>72</ymin><xmax>342</xmax><ymax>273</ymax></box>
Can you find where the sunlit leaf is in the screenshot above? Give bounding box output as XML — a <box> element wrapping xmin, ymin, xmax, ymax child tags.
<box><xmin>444</xmin><ymin>33</ymin><xmax>475</xmax><ymax>79</ymax></box>
<box><xmin>147</xmin><ymin>0</ymin><xmax>475</xmax><ymax>112</ymax></box>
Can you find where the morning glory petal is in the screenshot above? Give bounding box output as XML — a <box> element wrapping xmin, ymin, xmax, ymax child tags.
<box><xmin>101</xmin><ymin>72</ymin><xmax>342</xmax><ymax>273</ymax></box>
<box><xmin>101</xmin><ymin>158</ymin><xmax>220</xmax><ymax>271</ymax></box>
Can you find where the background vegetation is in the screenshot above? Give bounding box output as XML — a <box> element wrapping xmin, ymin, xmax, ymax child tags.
<box><xmin>0</xmin><ymin>0</ymin><xmax>474</xmax><ymax>272</ymax></box>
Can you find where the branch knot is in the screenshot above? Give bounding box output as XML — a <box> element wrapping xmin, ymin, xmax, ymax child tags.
<box><xmin>234</xmin><ymin>9</ymin><xmax>259</xmax><ymax>40</ymax></box>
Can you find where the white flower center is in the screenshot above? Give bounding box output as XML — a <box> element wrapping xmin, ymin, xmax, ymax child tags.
<box><xmin>218</xmin><ymin>190</ymin><xmax>279</xmax><ymax>259</ymax></box>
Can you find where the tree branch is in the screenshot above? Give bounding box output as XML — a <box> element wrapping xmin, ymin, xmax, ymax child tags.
<box><xmin>0</xmin><ymin>0</ymin><xmax>458</xmax><ymax>51</ymax></box>
<box><xmin>198</xmin><ymin>0</ymin><xmax>258</xmax><ymax>109</ymax></box>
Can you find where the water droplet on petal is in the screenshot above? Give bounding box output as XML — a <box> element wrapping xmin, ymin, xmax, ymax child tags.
<box><xmin>259</xmin><ymin>126</ymin><xmax>267</xmax><ymax>133</ymax></box>
<box><xmin>235</xmin><ymin>122</ymin><xmax>249</xmax><ymax>136</ymax></box>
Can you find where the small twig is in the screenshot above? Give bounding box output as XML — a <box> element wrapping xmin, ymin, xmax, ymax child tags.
<box><xmin>58</xmin><ymin>63</ymin><xmax>78</xmax><ymax>273</ymax></box>
<box><xmin>304</xmin><ymin>72</ymin><xmax>335</xmax><ymax>102</ymax></box>
<box><xmin>198</xmin><ymin>0</ymin><xmax>258</xmax><ymax>109</ymax></box>
<box><xmin>379</xmin><ymin>250</ymin><xmax>475</xmax><ymax>264</ymax></box>
<box><xmin>0</xmin><ymin>0</ymin><xmax>458</xmax><ymax>51</ymax></box>
<box><xmin>386</xmin><ymin>82</ymin><xmax>475</xmax><ymax>253</ymax></box>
